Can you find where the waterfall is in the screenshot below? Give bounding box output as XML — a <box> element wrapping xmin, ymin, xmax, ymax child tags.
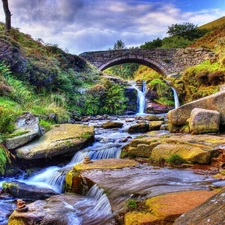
<box><xmin>26</xmin><ymin>166</ymin><xmax>67</xmax><ymax>193</ymax></box>
<box><xmin>171</xmin><ymin>87</ymin><xmax>180</xmax><ymax>109</ymax></box>
<box><xmin>69</xmin><ymin>143</ymin><xmax>121</xmax><ymax>165</ymax></box>
<box><xmin>130</xmin><ymin>81</ymin><xmax>146</xmax><ymax>114</ymax></box>
<box><xmin>73</xmin><ymin>184</ymin><xmax>113</xmax><ymax>224</ymax></box>
<box><xmin>86</xmin><ymin>184</ymin><xmax>112</xmax><ymax>213</ymax></box>
<box><xmin>25</xmin><ymin>143</ymin><xmax>122</xmax><ymax>193</ymax></box>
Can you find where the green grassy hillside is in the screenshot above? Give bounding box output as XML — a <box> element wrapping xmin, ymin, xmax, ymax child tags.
<box><xmin>199</xmin><ymin>16</ymin><xmax>225</xmax><ymax>30</ymax></box>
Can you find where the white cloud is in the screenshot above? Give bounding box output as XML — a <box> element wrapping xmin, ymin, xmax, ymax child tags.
<box><xmin>0</xmin><ymin>0</ymin><xmax>224</xmax><ymax>54</ymax></box>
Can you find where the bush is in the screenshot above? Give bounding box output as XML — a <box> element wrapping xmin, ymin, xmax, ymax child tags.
<box><xmin>166</xmin><ymin>154</ymin><xmax>186</xmax><ymax>166</ymax></box>
<box><xmin>0</xmin><ymin>107</ymin><xmax>16</xmax><ymax>134</ymax></box>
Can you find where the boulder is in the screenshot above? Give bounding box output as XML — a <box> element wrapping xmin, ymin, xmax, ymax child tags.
<box><xmin>189</xmin><ymin>108</ymin><xmax>220</xmax><ymax>134</ymax></box>
<box><xmin>121</xmin><ymin>133</ymin><xmax>224</xmax><ymax>163</ymax></box>
<box><xmin>168</xmin><ymin>90</ymin><xmax>225</xmax><ymax>126</ymax></box>
<box><xmin>8</xmin><ymin>194</ymin><xmax>114</xmax><ymax>225</ymax></box>
<box><xmin>16</xmin><ymin>124</ymin><xmax>94</xmax><ymax>160</ymax></box>
<box><xmin>101</xmin><ymin>121</ymin><xmax>123</xmax><ymax>129</ymax></box>
<box><xmin>174</xmin><ymin>188</ymin><xmax>225</xmax><ymax>225</ymax></box>
<box><xmin>125</xmin><ymin>190</ymin><xmax>217</xmax><ymax>225</ymax></box>
<box><xmin>151</xmin><ymin>143</ymin><xmax>216</xmax><ymax>164</ymax></box>
<box><xmin>128</xmin><ymin>123</ymin><xmax>149</xmax><ymax>133</ymax></box>
<box><xmin>124</xmin><ymin>87</ymin><xmax>138</xmax><ymax>114</ymax></box>
<box><xmin>66</xmin><ymin>158</ymin><xmax>138</xmax><ymax>194</ymax></box>
<box><xmin>4</xmin><ymin>112</ymin><xmax>41</xmax><ymax>150</ymax></box>
<box><xmin>2</xmin><ymin>181</ymin><xmax>57</xmax><ymax>200</ymax></box>
<box><xmin>146</xmin><ymin>101</ymin><xmax>173</xmax><ymax>114</ymax></box>
<box><xmin>149</xmin><ymin>121</ymin><xmax>164</xmax><ymax>131</ymax></box>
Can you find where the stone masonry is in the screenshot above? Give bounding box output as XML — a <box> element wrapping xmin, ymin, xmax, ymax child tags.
<box><xmin>79</xmin><ymin>48</ymin><xmax>213</xmax><ymax>75</ymax></box>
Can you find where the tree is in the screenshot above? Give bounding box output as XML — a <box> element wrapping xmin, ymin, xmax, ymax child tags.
<box><xmin>161</xmin><ymin>36</ymin><xmax>192</xmax><ymax>48</ymax></box>
<box><xmin>1</xmin><ymin>0</ymin><xmax>11</xmax><ymax>33</ymax></box>
<box><xmin>140</xmin><ymin>38</ymin><xmax>162</xmax><ymax>49</ymax></box>
<box><xmin>167</xmin><ymin>22</ymin><xmax>208</xmax><ymax>41</ymax></box>
<box><xmin>113</xmin><ymin>40</ymin><xmax>126</xmax><ymax>50</ymax></box>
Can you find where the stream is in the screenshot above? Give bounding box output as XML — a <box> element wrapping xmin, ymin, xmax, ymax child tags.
<box><xmin>0</xmin><ymin>85</ymin><xmax>223</xmax><ymax>224</ymax></box>
<box><xmin>0</xmin><ymin>115</ymin><xmax>223</xmax><ymax>225</ymax></box>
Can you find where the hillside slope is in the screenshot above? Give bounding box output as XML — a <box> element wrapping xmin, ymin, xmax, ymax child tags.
<box><xmin>199</xmin><ymin>16</ymin><xmax>225</xmax><ymax>30</ymax></box>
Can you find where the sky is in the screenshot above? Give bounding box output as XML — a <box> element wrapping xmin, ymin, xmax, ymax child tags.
<box><xmin>0</xmin><ymin>0</ymin><xmax>225</xmax><ymax>55</ymax></box>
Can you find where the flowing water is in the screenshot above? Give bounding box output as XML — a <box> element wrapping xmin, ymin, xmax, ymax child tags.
<box><xmin>171</xmin><ymin>87</ymin><xmax>180</xmax><ymax>108</ymax></box>
<box><xmin>0</xmin><ymin>87</ymin><xmax>222</xmax><ymax>224</ymax></box>
<box><xmin>130</xmin><ymin>81</ymin><xmax>146</xmax><ymax>114</ymax></box>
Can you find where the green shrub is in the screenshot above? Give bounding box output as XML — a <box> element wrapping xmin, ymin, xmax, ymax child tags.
<box><xmin>0</xmin><ymin>107</ymin><xmax>17</xmax><ymax>134</ymax></box>
<box><xmin>166</xmin><ymin>154</ymin><xmax>186</xmax><ymax>166</ymax></box>
<box><xmin>39</xmin><ymin>119</ymin><xmax>53</xmax><ymax>131</ymax></box>
<box><xmin>127</xmin><ymin>199</ymin><xmax>137</xmax><ymax>210</ymax></box>
<box><xmin>0</xmin><ymin>146</ymin><xmax>7</xmax><ymax>175</ymax></box>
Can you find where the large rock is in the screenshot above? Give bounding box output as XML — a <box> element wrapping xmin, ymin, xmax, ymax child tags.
<box><xmin>66</xmin><ymin>158</ymin><xmax>138</xmax><ymax>194</ymax></box>
<box><xmin>174</xmin><ymin>188</ymin><xmax>225</xmax><ymax>225</ymax></box>
<box><xmin>125</xmin><ymin>190</ymin><xmax>217</xmax><ymax>225</ymax></box>
<box><xmin>2</xmin><ymin>181</ymin><xmax>57</xmax><ymax>200</ymax></box>
<box><xmin>8</xmin><ymin>194</ymin><xmax>114</xmax><ymax>225</ymax></box>
<box><xmin>4</xmin><ymin>112</ymin><xmax>41</xmax><ymax>150</ymax></box>
<box><xmin>128</xmin><ymin>123</ymin><xmax>149</xmax><ymax>133</ymax></box>
<box><xmin>124</xmin><ymin>87</ymin><xmax>138</xmax><ymax>114</ymax></box>
<box><xmin>168</xmin><ymin>90</ymin><xmax>225</xmax><ymax>126</ymax></box>
<box><xmin>146</xmin><ymin>101</ymin><xmax>173</xmax><ymax>114</ymax></box>
<box><xmin>16</xmin><ymin>124</ymin><xmax>94</xmax><ymax>160</ymax></box>
<box><xmin>101</xmin><ymin>121</ymin><xmax>123</xmax><ymax>129</ymax></box>
<box><xmin>121</xmin><ymin>133</ymin><xmax>224</xmax><ymax>163</ymax></box>
<box><xmin>151</xmin><ymin>143</ymin><xmax>215</xmax><ymax>164</ymax></box>
<box><xmin>189</xmin><ymin>108</ymin><xmax>220</xmax><ymax>134</ymax></box>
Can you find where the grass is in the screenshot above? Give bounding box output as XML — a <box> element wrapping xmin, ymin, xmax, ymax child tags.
<box><xmin>39</xmin><ymin>119</ymin><xmax>53</xmax><ymax>131</ymax></box>
<box><xmin>199</xmin><ymin>16</ymin><xmax>225</xmax><ymax>30</ymax></box>
<box><xmin>166</xmin><ymin>154</ymin><xmax>186</xmax><ymax>166</ymax></box>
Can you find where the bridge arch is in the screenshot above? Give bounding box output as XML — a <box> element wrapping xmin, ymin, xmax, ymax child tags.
<box><xmin>80</xmin><ymin>48</ymin><xmax>212</xmax><ymax>76</ymax></box>
<box><xmin>98</xmin><ymin>56</ymin><xmax>167</xmax><ymax>76</ymax></box>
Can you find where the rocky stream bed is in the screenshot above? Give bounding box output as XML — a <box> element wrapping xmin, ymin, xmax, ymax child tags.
<box><xmin>1</xmin><ymin>113</ymin><xmax>225</xmax><ymax>225</ymax></box>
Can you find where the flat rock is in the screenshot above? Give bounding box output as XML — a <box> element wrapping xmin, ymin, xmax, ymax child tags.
<box><xmin>121</xmin><ymin>133</ymin><xmax>225</xmax><ymax>163</ymax></box>
<box><xmin>8</xmin><ymin>193</ymin><xmax>114</xmax><ymax>225</ymax></box>
<box><xmin>174</xmin><ymin>188</ymin><xmax>225</xmax><ymax>225</ymax></box>
<box><xmin>2</xmin><ymin>181</ymin><xmax>57</xmax><ymax>200</ymax></box>
<box><xmin>16</xmin><ymin>124</ymin><xmax>94</xmax><ymax>160</ymax></box>
<box><xmin>125</xmin><ymin>190</ymin><xmax>217</xmax><ymax>225</ymax></box>
<box><xmin>66</xmin><ymin>158</ymin><xmax>138</xmax><ymax>195</ymax></box>
<box><xmin>4</xmin><ymin>112</ymin><xmax>41</xmax><ymax>150</ymax></box>
<box><xmin>101</xmin><ymin>121</ymin><xmax>123</xmax><ymax>129</ymax></box>
<box><xmin>128</xmin><ymin>123</ymin><xmax>149</xmax><ymax>133</ymax></box>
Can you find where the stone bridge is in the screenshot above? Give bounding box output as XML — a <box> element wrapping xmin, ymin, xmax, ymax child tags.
<box><xmin>79</xmin><ymin>48</ymin><xmax>212</xmax><ymax>76</ymax></box>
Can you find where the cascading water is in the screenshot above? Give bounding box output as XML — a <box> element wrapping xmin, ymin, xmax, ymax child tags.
<box><xmin>171</xmin><ymin>87</ymin><xmax>180</xmax><ymax>109</ymax></box>
<box><xmin>24</xmin><ymin>130</ymin><xmax>124</xmax><ymax>193</ymax></box>
<box><xmin>130</xmin><ymin>81</ymin><xmax>146</xmax><ymax>114</ymax></box>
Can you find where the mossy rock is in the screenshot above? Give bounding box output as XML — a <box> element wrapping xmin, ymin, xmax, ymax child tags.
<box><xmin>151</xmin><ymin>143</ymin><xmax>218</xmax><ymax>164</ymax></box>
<box><xmin>16</xmin><ymin>124</ymin><xmax>94</xmax><ymax>160</ymax></box>
<box><xmin>66</xmin><ymin>159</ymin><xmax>138</xmax><ymax>194</ymax></box>
<box><xmin>101</xmin><ymin>121</ymin><xmax>123</xmax><ymax>129</ymax></box>
<box><xmin>124</xmin><ymin>190</ymin><xmax>217</xmax><ymax>225</ymax></box>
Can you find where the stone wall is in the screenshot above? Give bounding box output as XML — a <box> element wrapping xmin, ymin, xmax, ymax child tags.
<box><xmin>80</xmin><ymin>48</ymin><xmax>213</xmax><ymax>75</ymax></box>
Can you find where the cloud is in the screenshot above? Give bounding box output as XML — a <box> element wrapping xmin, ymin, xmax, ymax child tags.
<box><xmin>0</xmin><ymin>0</ymin><xmax>225</xmax><ymax>54</ymax></box>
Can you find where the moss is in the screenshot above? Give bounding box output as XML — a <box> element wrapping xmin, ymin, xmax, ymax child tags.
<box><xmin>8</xmin><ymin>218</ymin><xmax>26</xmax><ymax>225</ymax></box>
<box><xmin>7</xmin><ymin>130</ymin><xmax>29</xmax><ymax>138</ymax></box>
<box><xmin>0</xmin><ymin>147</ymin><xmax>7</xmax><ymax>175</ymax></box>
<box><xmin>166</xmin><ymin>154</ymin><xmax>186</xmax><ymax>166</ymax></box>
<box><xmin>73</xmin><ymin>159</ymin><xmax>138</xmax><ymax>171</ymax></box>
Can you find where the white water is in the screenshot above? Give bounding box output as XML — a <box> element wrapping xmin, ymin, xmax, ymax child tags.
<box><xmin>171</xmin><ymin>87</ymin><xmax>180</xmax><ymax>109</ymax></box>
<box><xmin>24</xmin><ymin>140</ymin><xmax>122</xmax><ymax>193</ymax></box>
<box><xmin>130</xmin><ymin>81</ymin><xmax>146</xmax><ymax>114</ymax></box>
